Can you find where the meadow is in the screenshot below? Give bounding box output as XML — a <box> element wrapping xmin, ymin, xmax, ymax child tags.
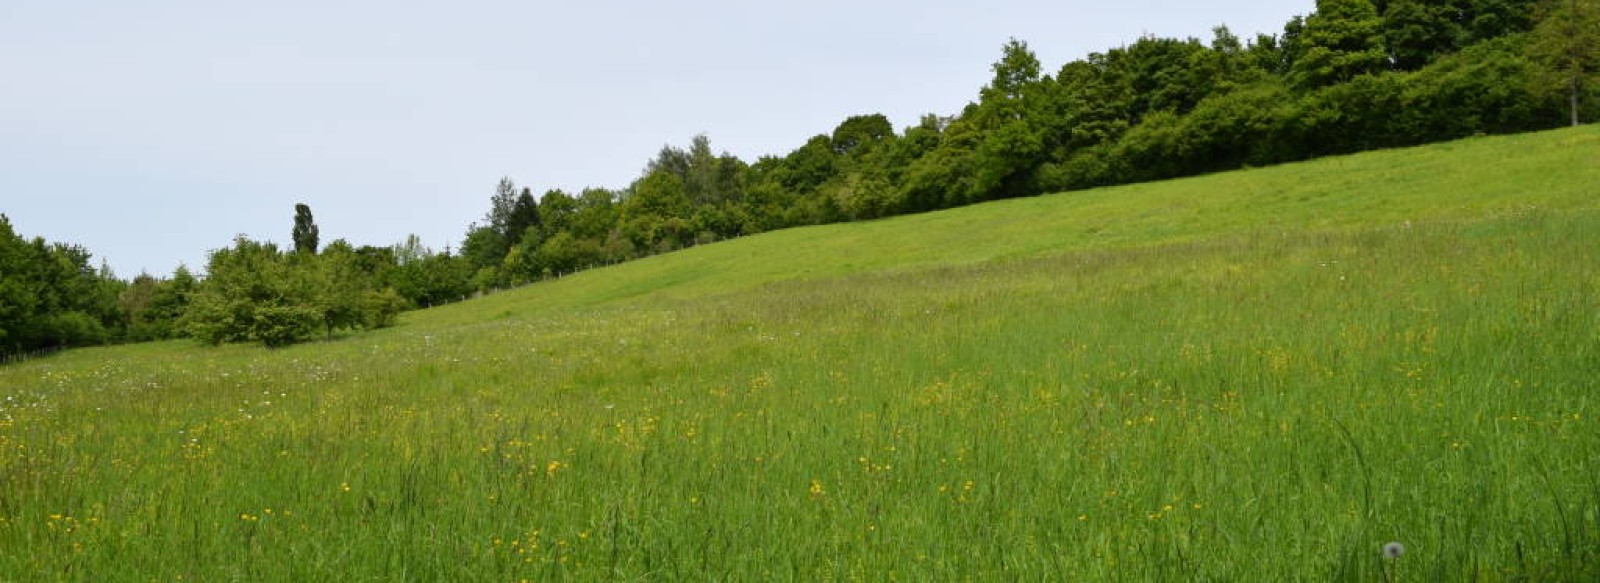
<box><xmin>2</xmin><ymin>126</ymin><xmax>1597</xmax><ymax>580</ymax></box>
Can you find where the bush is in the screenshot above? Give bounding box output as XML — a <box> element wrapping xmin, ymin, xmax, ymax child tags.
<box><xmin>250</xmin><ymin>303</ymin><xmax>320</xmax><ymax>348</ymax></box>
<box><xmin>361</xmin><ymin>288</ymin><xmax>408</xmax><ymax>329</ymax></box>
<box><xmin>33</xmin><ymin>311</ymin><xmax>108</xmax><ymax>347</ymax></box>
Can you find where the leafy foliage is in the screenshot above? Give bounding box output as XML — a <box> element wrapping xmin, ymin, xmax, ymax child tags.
<box><xmin>181</xmin><ymin>234</ymin><xmax>408</xmax><ymax>348</ymax></box>
<box><xmin>0</xmin><ymin>215</ymin><xmax>123</xmax><ymax>355</ymax></box>
<box><xmin>1290</xmin><ymin>0</ymin><xmax>1390</xmax><ymax>90</ymax></box>
<box><xmin>1527</xmin><ymin>0</ymin><xmax>1600</xmax><ymax>125</ymax></box>
<box><xmin>440</xmin><ymin>0</ymin><xmax>1575</xmax><ymax>293</ymax></box>
<box><xmin>292</xmin><ymin>203</ymin><xmax>319</xmax><ymax>255</ymax></box>
<box><xmin>182</xmin><ymin>237</ymin><xmax>318</xmax><ymax>347</ymax></box>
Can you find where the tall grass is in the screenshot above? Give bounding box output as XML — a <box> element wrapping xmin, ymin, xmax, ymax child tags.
<box><xmin>2</xmin><ymin>127</ymin><xmax>1597</xmax><ymax>580</ymax></box>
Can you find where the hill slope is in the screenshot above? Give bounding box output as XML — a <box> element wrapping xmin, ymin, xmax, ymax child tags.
<box><xmin>2</xmin><ymin>126</ymin><xmax>1598</xmax><ymax>580</ymax></box>
<box><xmin>414</xmin><ymin>125</ymin><xmax>1599</xmax><ymax>325</ymax></box>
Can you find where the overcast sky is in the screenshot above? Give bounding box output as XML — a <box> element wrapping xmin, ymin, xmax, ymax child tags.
<box><xmin>2</xmin><ymin>0</ymin><xmax>1311</xmax><ymax>278</ymax></box>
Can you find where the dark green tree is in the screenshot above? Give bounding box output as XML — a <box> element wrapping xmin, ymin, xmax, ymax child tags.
<box><xmin>900</xmin><ymin>114</ymin><xmax>980</xmax><ymax>210</ymax></box>
<box><xmin>825</xmin><ymin>172</ymin><xmax>898</xmax><ymax>220</ymax></box>
<box><xmin>117</xmin><ymin>273</ymin><xmax>162</xmax><ymax>341</ymax></box>
<box><xmin>1117</xmin><ymin>36</ymin><xmax>1218</xmax><ymax>117</ymax></box>
<box><xmin>775</xmin><ymin>135</ymin><xmax>840</xmax><ymax>198</ymax></box>
<box><xmin>622</xmin><ymin>168</ymin><xmax>694</xmax><ymax>251</ymax></box>
<box><xmin>1</xmin><ymin>232</ymin><xmax>121</xmax><ymax>349</ymax></box>
<box><xmin>0</xmin><ymin>216</ymin><xmax>34</xmax><ymax>350</ymax></box>
<box><xmin>830</xmin><ymin>114</ymin><xmax>895</xmax><ymax>155</ymax></box>
<box><xmin>1394</xmin><ymin>36</ymin><xmax>1549</xmax><ymax>138</ymax></box>
<box><xmin>292</xmin><ymin>203</ymin><xmax>319</xmax><ymax>254</ymax></box>
<box><xmin>1379</xmin><ymin>0</ymin><xmax>1460</xmax><ymax>70</ymax></box>
<box><xmin>644</xmin><ymin>144</ymin><xmax>692</xmax><ymax>179</ymax></box>
<box><xmin>534</xmin><ymin>231</ymin><xmax>602</xmax><ymax>276</ymax></box>
<box><xmin>139</xmin><ymin>266</ymin><xmax>196</xmax><ymax>339</ymax></box>
<box><xmin>1291</xmin><ymin>0</ymin><xmax>1390</xmax><ymax>90</ymax></box>
<box><xmin>1529</xmin><ymin>0</ymin><xmax>1600</xmax><ymax>125</ymax></box>
<box><xmin>1459</xmin><ymin>0</ymin><xmax>1542</xmax><ymax>41</ymax></box>
<box><xmin>352</xmin><ymin>245</ymin><xmax>398</xmax><ymax>283</ymax></box>
<box><xmin>538</xmin><ymin>189</ymin><xmax>579</xmax><ymax>238</ymax></box>
<box><xmin>505</xmin><ymin>188</ymin><xmax>542</xmax><ymax>247</ymax></box>
<box><xmin>1374</xmin><ymin>0</ymin><xmax>1542</xmax><ymax>69</ymax></box>
<box><xmin>970</xmin><ymin>38</ymin><xmax>1049</xmax><ymax>201</ymax></box>
<box><xmin>459</xmin><ymin>224</ymin><xmax>507</xmax><ymax>276</ymax></box>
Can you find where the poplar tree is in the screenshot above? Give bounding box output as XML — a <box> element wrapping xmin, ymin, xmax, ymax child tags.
<box><xmin>292</xmin><ymin>203</ymin><xmax>320</xmax><ymax>254</ymax></box>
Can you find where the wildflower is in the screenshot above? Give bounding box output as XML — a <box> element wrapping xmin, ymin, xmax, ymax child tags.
<box><xmin>1382</xmin><ymin>541</ymin><xmax>1405</xmax><ymax>559</ymax></box>
<box><xmin>809</xmin><ymin>479</ymin><xmax>826</xmax><ymax>499</ymax></box>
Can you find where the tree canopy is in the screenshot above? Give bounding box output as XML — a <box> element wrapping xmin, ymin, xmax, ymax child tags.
<box><xmin>292</xmin><ymin>203</ymin><xmax>320</xmax><ymax>254</ymax></box>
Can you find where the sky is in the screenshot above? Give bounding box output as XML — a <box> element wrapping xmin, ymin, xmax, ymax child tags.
<box><xmin>1</xmin><ymin>0</ymin><xmax>1313</xmax><ymax>278</ymax></box>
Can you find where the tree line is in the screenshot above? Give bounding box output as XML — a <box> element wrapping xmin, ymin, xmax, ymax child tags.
<box><xmin>3</xmin><ymin>0</ymin><xmax>1595</xmax><ymax>352</ymax></box>
<box><xmin>449</xmin><ymin>0</ymin><xmax>1596</xmax><ymax>290</ymax></box>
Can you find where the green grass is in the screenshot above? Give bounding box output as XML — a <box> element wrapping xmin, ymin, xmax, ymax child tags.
<box><xmin>3</xmin><ymin>126</ymin><xmax>1598</xmax><ymax>580</ymax></box>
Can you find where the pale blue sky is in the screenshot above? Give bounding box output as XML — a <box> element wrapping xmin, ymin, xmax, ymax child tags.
<box><xmin>1</xmin><ymin>0</ymin><xmax>1311</xmax><ymax>277</ymax></box>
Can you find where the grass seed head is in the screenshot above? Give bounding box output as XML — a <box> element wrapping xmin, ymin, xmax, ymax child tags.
<box><xmin>1382</xmin><ymin>541</ymin><xmax>1405</xmax><ymax>559</ymax></box>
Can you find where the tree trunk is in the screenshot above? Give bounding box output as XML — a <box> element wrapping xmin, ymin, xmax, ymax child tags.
<box><xmin>1573</xmin><ymin>75</ymin><xmax>1581</xmax><ymax>126</ymax></box>
<box><xmin>1576</xmin><ymin>0</ymin><xmax>1585</xmax><ymax>127</ymax></box>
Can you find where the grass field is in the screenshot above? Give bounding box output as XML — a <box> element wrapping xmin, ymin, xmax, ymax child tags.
<box><xmin>2</xmin><ymin>126</ymin><xmax>1598</xmax><ymax>580</ymax></box>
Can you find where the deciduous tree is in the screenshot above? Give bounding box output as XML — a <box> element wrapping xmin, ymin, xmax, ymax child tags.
<box><xmin>292</xmin><ymin>203</ymin><xmax>320</xmax><ymax>254</ymax></box>
<box><xmin>1291</xmin><ymin>0</ymin><xmax>1389</xmax><ymax>90</ymax></box>
<box><xmin>1528</xmin><ymin>0</ymin><xmax>1600</xmax><ymax>125</ymax></box>
<box><xmin>184</xmin><ymin>237</ymin><xmax>319</xmax><ymax>347</ymax></box>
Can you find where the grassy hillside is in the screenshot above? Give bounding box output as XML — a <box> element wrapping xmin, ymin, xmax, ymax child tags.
<box><xmin>3</xmin><ymin>126</ymin><xmax>1598</xmax><ymax>580</ymax></box>
<box><xmin>416</xmin><ymin>127</ymin><xmax>1598</xmax><ymax>324</ymax></box>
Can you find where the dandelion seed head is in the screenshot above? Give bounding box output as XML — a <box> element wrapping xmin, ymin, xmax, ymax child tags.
<box><xmin>1382</xmin><ymin>541</ymin><xmax>1405</xmax><ymax>559</ymax></box>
